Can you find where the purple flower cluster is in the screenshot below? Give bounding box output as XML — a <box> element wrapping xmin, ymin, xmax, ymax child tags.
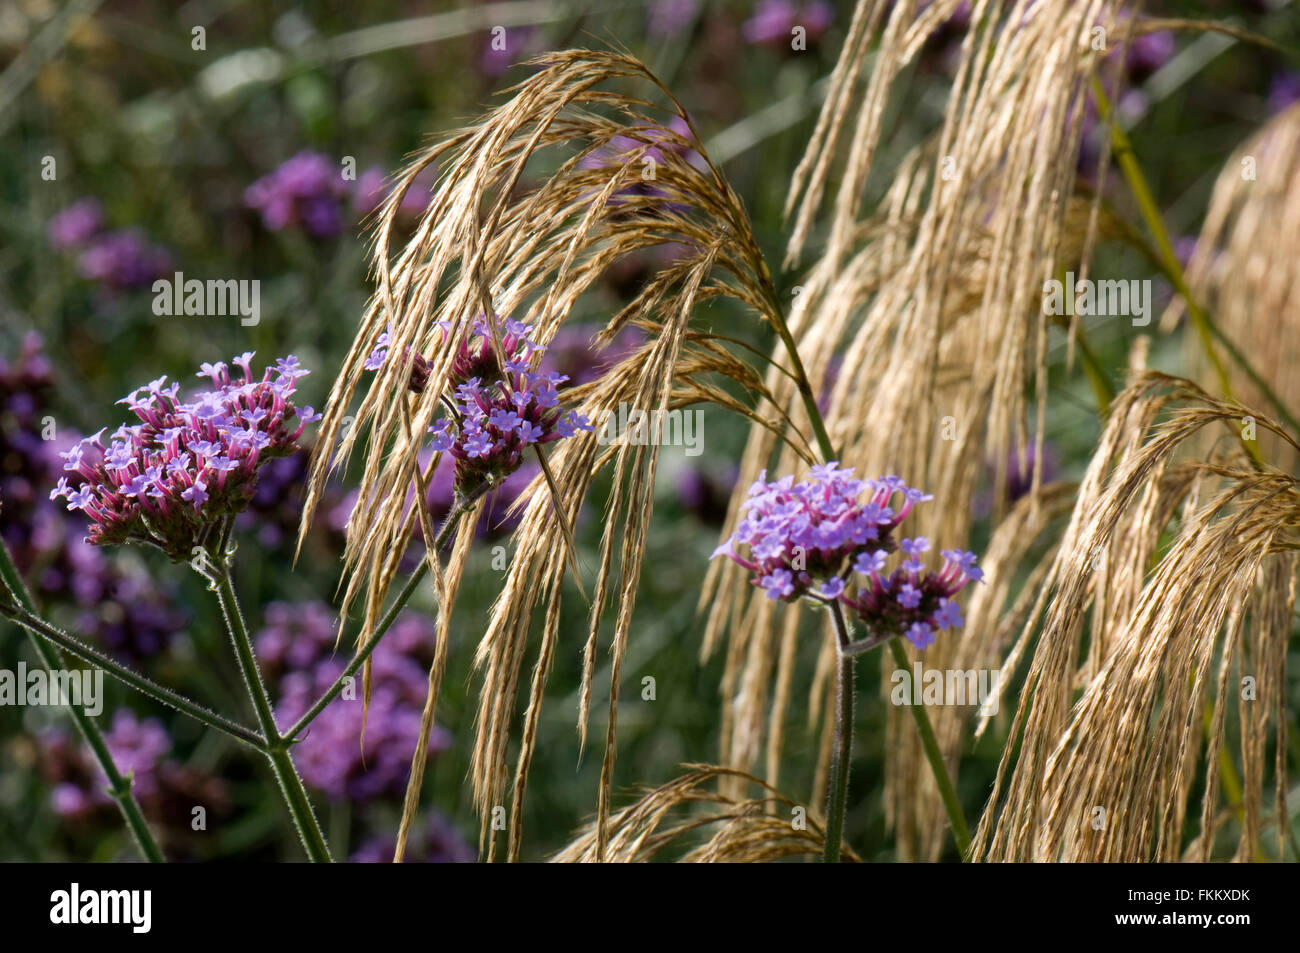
<box><xmin>52</xmin><ymin>354</ymin><xmax>320</xmax><ymax>561</ymax></box>
<box><xmin>711</xmin><ymin>464</ymin><xmax>981</xmax><ymax>649</ymax></box>
<box><xmin>367</xmin><ymin>318</ymin><xmax>592</xmax><ymax>496</ymax></box>
<box><xmin>1</xmin><ymin>335</ymin><xmax>184</xmax><ymax>661</ymax></box>
<box><xmin>427</xmin><ymin>320</ymin><xmax>593</xmax><ymax>494</ymax></box>
<box><xmin>259</xmin><ymin>601</ymin><xmax>451</xmax><ymax>803</ymax></box>
<box><xmin>47</xmin><ymin>200</ymin><xmax>172</xmax><ymax>292</ymax></box>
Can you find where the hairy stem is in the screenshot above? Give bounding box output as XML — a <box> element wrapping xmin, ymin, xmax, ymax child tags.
<box><xmin>824</xmin><ymin>603</ymin><xmax>856</xmax><ymax>864</ymax></box>
<box><xmin>0</xmin><ymin>536</ymin><xmax>164</xmax><ymax>862</ymax></box>
<box><xmin>210</xmin><ymin>561</ymin><xmax>332</xmax><ymax>862</ymax></box>
<box><xmin>283</xmin><ymin>483</ymin><xmax>490</xmax><ymax>744</ymax></box>
<box><xmin>0</xmin><ymin>605</ymin><xmax>265</xmax><ymax>749</ymax></box>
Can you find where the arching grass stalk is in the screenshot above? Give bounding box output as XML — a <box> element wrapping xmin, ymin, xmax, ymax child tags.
<box><xmin>1093</xmin><ymin>81</ymin><xmax>1272</xmax><ymax>854</ymax></box>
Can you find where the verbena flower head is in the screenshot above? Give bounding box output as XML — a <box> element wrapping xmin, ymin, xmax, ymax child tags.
<box><xmin>711</xmin><ymin>463</ymin><xmax>982</xmax><ymax>649</ymax></box>
<box><xmin>53</xmin><ymin>354</ymin><xmax>320</xmax><ymax>562</ymax></box>
<box><xmin>3</xmin><ymin>335</ymin><xmax>185</xmax><ymax>661</ymax></box>
<box><xmin>366</xmin><ymin>316</ymin><xmax>592</xmax><ymax>497</ymax></box>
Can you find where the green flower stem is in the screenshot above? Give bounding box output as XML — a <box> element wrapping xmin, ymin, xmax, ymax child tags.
<box><xmin>888</xmin><ymin>637</ymin><xmax>971</xmax><ymax>860</ymax></box>
<box><xmin>283</xmin><ymin>483</ymin><xmax>490</xmax><ymax>744</ymax></box>
<box><xmin>0</xmin><ymin>535</ymin><xmax>164</xmax><ymax>862</ymax></box>
<box><xmin>0</xmin><ymin>605</ymin><xmax>266</xmax><ymax>750</ymax></box>
<box><xmin>1049</xmin><ymin>262</ymin><xmax>1117</xmax><ymax>413</ymax></box>
<box><xmin>1106</xmin><ymin>208</ymin><xmax>1300</xmax><ymax>439</ymax></box>
<box><xmin>774</xmin><ymin>320</ymin><xmax>837</xmax><ymax>463</ymax></box>
<box><xmin>824</xmin><ymin>602</ymin><xmax>856</xmax><ymax>864</ymax></box>
<box><xmin>1092</xmin><ymin>79</ymin><xmax>1231</xmax><ymax>384</ymax></box>
<box><xmin>210</xmin><ymin>563</ymin><xmax>332</xmax><ymax>863</ymax></box>
<box><xmin>1092</xmin><ymin>77</ymin><xmax>1270</xmax><ymax>467</ymax></box>
<box><xmin>1069</xmin><ymin>320</ymin><xmax>1117</xmax><ymax>412</ymax></box>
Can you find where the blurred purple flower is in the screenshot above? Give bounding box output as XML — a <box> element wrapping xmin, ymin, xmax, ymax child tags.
<box><xmin>481</xmin><ymin>25</ymin><xmax>539</xmax><ymax>79</ymax></box>
<box><xmin>262</xmin><ymin>602</ymin><xmax>452</xmax><ymax>802</ymax></box>
<box><xmin>354</xmin><ymin>165</ymin><xmax>436</xmax><ymax>220</ymax></box>
<box><xmin>45</xmin><ymin>710</ymin><xmax>168</xmax><ymax>812</ymax></box>
<box><xmin>540</xmin><ymin>322</ymin><xmax>644</xmax><ymax>386</ymax></box>
<box><xmin>742</xmin><ymin>0</ymin><xmax>833</xmax><ymax>48</ymax></box>
<box><xmin>1005</xmin><ymin>441</ymin><xmax>1058</xmax><ymax>505</ymax></box>
<box><xmin>1174</xmin><ymin>236</ymin><xmax>1199</xmax><ymax>269</ymax></box>
<box><xmin>579</xmin><ymin>116</ymin><xmax>703</xmax><ymax>211</ymax></box>
<box><xmin>676</xmin><ymin>463</ymin><xmax>738</xmax><ymax>525</ymax></box>
<box><xmin>350</xmin><ymin>812</ymin><xmax>474</xmax><ymax>863</ymax></box>
<box><xmin>40</xmin><ymin>709</ymin><xmax>230</xmax><ymax>851</ymax></box>
<box><xmin>76</xmin><ymin>229</ymin><xmax>172</xmax><ymax>292</ymax></box>
<box><xmin>47</xmin><ymin>199</ymin><xmax>105</xmax><ymax>251</ymax></box>
<box><xmin>648</xmin><ymin>0</ymin><xmax>700</xmax><ymax>37</ymax></box>
<box><xmin>1</xmin><ymin>335</ymin><xmax>184</xmax><ymax>661</ymax></box>
<box><xmin>1125</xmin><ymin>28</ymin><xmax>1174</xmax><ymax>79</ymax></box>
<box><xmin>245</xmin><ymin>151</ymin><xmax>350</xmax><ymax>238</ymax></box>
<box><xmin>1268</xmin><ymin>72</ymin><xmax>1300</xmax><ymax>114</ymax></box>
